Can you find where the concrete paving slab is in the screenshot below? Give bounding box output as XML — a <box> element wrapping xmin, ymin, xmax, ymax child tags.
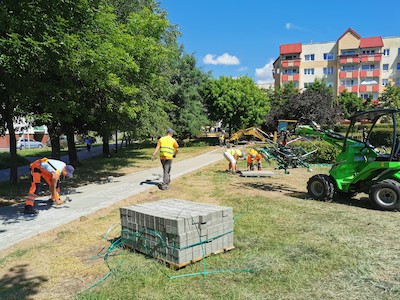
<box><xmin>0</xmin><ymin>147</ymin><xmax>227</xmax><ymax>251</ymax></box>
<box><xmin>239</xmin><ymin>170</ymin><xmax>276</xmax><ymax>177</ymax></box>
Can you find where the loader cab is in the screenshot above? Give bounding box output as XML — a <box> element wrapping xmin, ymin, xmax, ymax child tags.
<box><xmin>344</xmin><ymin>108</ymin><xmax>400</xmax><ymax>162</ymax></box>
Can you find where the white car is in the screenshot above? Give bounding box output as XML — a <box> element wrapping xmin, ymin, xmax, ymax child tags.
<box><xmin>17</xmin><ymin>138</ymin><xmax>44</xmax><ymax>150</ymax></box>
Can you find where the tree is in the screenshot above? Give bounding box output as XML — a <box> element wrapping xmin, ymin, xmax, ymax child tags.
<box><xmin>169</xmin><ymin>54</ymin><xmax>210</xmax><ymax>140</ymax></box>
<box><xmin>379</xmin><ymin>83</ymin><xmax>400</xmax><ymax>108</ymax></box>
<box><xmin>202</xmin><ymin>76</ymin><xmax>270</xmax><ymax>135</ymax></box>
<box><xmin>338</xmin><ymin>90</ymin><xmax>369</xmax><ymax>119</ymax></box>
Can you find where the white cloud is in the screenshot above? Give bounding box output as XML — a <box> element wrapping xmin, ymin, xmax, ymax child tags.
<box><xmin>285</xmin><ymin>22</ymin><xmax>292</xmax><ymax>30</ymax></box>
<box><xmin>203</xmin><ymin>53</ymin><xmax>240</xmax><ymax>65</ymax></box>
<box><xmin>255</xmin><ymin>59</ymin><xmax>274</xmax><ymax>84</ymax></box>
<box><xmin>238</xmin><ymin>66</ymin><xmax>248</xmax><ymax>72</ymax></box>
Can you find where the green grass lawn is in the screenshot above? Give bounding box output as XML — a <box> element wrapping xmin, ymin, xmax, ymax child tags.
<box><xmin>1</xmin><ymin>145</ymin><xmax>399</xmax><ymax>299</ymax></box>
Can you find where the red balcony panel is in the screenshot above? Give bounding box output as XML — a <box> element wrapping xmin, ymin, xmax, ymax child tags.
<box><xmin>360</xmin><ymin>70</ymin><xmax>366</xmax><ymax>78</ymax></box>
<box><xmin>374</xmin><ymin>53</ymin><xmax>382</xmax><ymax>62</ymax></box>
<box><xmin>359</xmin><ymin>85</ymin><xmax>366</xmax><ymax>92</ymax></box>
<box><xmin>339</xmin><ymin>72</ymin><xmax>346</xmax><ymax>79</ymax></box>
<box><xmin>352</xmin><ymin>86</ymin><xmax>358</xmax><ymax>93</ymax></box>
<box><xmin>340</xmin><ymin>57</ymin><xmax>347</xmax><ymax>64</ymax></box>
<box><xmin>293</xmin><ymin>59</ymin><xmax>300</xmax><ymax>67</ymax></box>
<box><xmin>339</xmin><ymin>86</ymin><xmax>346</xmax><ymax>93</ymax></box>
<box><xmin>352</xmin><ymin>70</ymin><xmax>358</xmax><ymax>78</ymax></box>
<box><xmin>282</xmin><ymin>74</ymin><xmax>288</xmax><ymax>82</ymax></box>
<box><xmin>371</xmin><ymin>99</ymin><xmax>379</xmax><ymax>106</ymax></box>
<box><xmin>373</xmin><ymin>70</ymin><xmax>380</xmax><ymax>77</ymax></box>
<box><xmin>372</xmin><ymin>84</ymin><xmax>379</xmax><ymax>92</ymax></box>
<box><xmin>293</xmin><ymin>74</ymin><xmax>299</xmax><ymax>81</ymax></box>
<box><xmin>282</xmin><ymin>61</ymin><xmax>288</xmax><ymax>68</ymax></box>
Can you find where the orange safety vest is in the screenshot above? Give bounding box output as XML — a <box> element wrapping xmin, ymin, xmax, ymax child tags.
<box><xmin>159</xmin><ymin>136</ymin><xmax>177</xmax><ymax>159</ymax></box>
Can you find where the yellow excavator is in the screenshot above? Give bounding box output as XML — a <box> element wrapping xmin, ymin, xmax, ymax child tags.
<box><xmin>228</xmin><ymin>127</ymin><xmax>273</xmax><ymax>145</ymax></box>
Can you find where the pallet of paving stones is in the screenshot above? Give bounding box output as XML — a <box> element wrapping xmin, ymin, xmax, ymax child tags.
<box><xmin>120</xmin><ymin>198</ymin><xmax>235</xmax><ymax>269</ymax></box>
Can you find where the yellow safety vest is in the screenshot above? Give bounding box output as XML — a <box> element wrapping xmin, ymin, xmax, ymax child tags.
<box><xmin>227</xmin><ymin>149</ymin><xmax>242</xmax><ymax>157</ymax></box>
<box><xmin>159</xmin><ymin>136</ymin><xmax>176</xmax><ymax>159</ymax></box>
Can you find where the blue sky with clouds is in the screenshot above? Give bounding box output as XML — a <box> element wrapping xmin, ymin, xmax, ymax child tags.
<box><xmin>159</xmin><ymin>0</ymin><xmax>399</xmax><ymax>84</ymax></box>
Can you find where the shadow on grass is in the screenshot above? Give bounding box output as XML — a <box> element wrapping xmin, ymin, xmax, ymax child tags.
<box><xmin>0</xmin><ymin>264</ymin><xmax>48</xmax><ymax>300</ymax></box>
<box><xmin>242</xmin><ymin>182</ymin><xmax>378</xmax><ymax>210</ymax></box>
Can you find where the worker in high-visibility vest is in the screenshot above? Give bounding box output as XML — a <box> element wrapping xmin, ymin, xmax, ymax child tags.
<box><xmin>223</xmin><ymin>148</ymin><xmax>244</xmax><ymax>174</ymax></box>
<box><xmin>151</xmin><ymin>128</ymin><xmax>179</xmax><ymax>190</ymax></box>
<box><xmin>247</xmin><ymin>149</ymin><xmax>262</xmax><ymax>171</ymax></box>
<box><xmin>24</xmin><ymin>158</ymin><xmax>74</xmax><ymax>214</ymax></box>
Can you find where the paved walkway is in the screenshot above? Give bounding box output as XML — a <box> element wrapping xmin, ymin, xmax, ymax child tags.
<box><xmin>0</xmin><ymin>147</ymin><xmax>226</xmax><ymax>251</ymax></box>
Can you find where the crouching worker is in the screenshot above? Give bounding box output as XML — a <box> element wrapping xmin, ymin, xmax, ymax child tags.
<box><xmin>24</xmin><ymin>158</ymin><xmax>75</xmax><ymax>214</ymax></box>
<box><xmin>247</xmin><ymin>149</ymin><xmax>262</xmax><ymax>171</ymax></box>
<box><xmin>223</xmin><ymin>148</ymin><xmax>244</xmax><ymax>174</ymax></box>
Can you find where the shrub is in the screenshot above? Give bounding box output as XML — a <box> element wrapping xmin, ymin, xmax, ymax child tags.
<box><xmin>291</xmin><ymin>140</ymin><xmax>340</xmax><ymax>164</ymax></box>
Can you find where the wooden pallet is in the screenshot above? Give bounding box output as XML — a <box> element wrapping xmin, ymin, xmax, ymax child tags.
<box><xmin>124</xmin><ymin>244</ymin><xmax>235</xmax><ymax>270</ymax></box>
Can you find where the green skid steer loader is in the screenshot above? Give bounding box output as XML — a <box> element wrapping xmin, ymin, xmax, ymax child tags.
<box><xmin>296</xmin><ymin>108</ymin><xmax>400</xmax><ymax>211</ymax></box>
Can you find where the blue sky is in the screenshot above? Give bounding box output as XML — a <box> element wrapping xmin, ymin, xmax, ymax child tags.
<box><xmin>159</xmin><ymin>0</ymin><xmax>399</xmax><ymax>84</ymax></box>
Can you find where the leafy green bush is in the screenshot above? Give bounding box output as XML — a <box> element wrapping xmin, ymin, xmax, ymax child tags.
<box><xmin>291</xmin><ymin>140</ymin><xmax>340</xmax><ymax>164</ymax></box>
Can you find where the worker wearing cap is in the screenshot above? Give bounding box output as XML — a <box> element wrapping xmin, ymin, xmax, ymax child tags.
<box><xmin>223</xmin><ymin>148</ymin><xmax>244</xmax><ymax>174</ymax></box>
<box><xmin>24</xmin><ymin>158</ymin><xmax>74</xmax><ymax>214</ymax></box>
<box><xmin>151</xmin><ymin>128</ymin><xmax>179</xmax><ymax>190</ymax></box>
<box><xmin>247</xmin><ymin>149</ymin><xmax>262</xmax><ymax>171</ymax></box>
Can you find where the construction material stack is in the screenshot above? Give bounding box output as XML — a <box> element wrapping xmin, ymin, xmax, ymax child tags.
<box><xmin>120</xmin><ymin>199</ymin><xmax>234</xmax><ymax>268</ymax></box>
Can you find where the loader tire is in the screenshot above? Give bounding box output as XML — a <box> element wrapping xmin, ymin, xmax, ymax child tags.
<box><xmin>307</xmin><ymin>174</ymin><xmax>335</xmax><ymax>201</ymax></box>
<box><xmin>369</xmin><ymin>179</ymin><xmax>400</xmax><ymax>211</ymax></box>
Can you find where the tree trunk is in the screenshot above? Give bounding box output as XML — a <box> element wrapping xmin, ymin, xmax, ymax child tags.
<box><xmin>65</xmin><ymin>126</ymin><xmax>80</xmax><ymax>166</ymax></box>
<box><xmin>102</xmin><ymin>134</ymin><xmax>110</xmax><ymax>157</ymax></box>
<box><xmin>6</xmin><ymin>113</ymin><xmax>18</xmax><ymax>184</ymax></box>
<box><xmin>48</xmin><ymin>123</ymin><xmax>61</xmax><ymax>159</ymax></box>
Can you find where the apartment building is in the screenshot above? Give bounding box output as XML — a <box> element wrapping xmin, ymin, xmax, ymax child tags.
<box><xmin>273</xmin><ymin>28</ymin><xmax>400</xmax><ymax>102</ymax></box>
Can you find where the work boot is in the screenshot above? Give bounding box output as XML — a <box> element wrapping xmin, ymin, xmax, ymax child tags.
<box><xmin>47</xmin><ymin>199</ymin><xmax>54</xmax><ymax>206</ymax></box>
<box><xmin>24</xmin><ymin>205</ymin><xmax>38</xmax><ymax>215</ymax></box>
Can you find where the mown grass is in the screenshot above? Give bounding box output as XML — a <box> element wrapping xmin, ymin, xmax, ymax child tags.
<box><xmin>0</xmin><ymin>147</ymin><xmax>399</xmax><ymax>300</ymax></box>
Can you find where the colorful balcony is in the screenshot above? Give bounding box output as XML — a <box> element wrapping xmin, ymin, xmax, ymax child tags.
<box><xmin>360</xmin><ymin>70</ymin><xmax>380</xmax><ymax>78</ymax></box>
<box><xmin>339</xmin><ymin>86</ymin><xmax>358</xmax><ymax>93</ymax></box>
<box><xmin>359</xmin><ymin>84</ymin><xmax>379</xmax><ymax>93</ymax></box>
<box><xmin>282</xmin><ymin>73</ymin><xmax>300</xmax><ymax>82</ymax></box>
<box><xmin>361</xmin><ymin>53</ymin><xmax>382</xmax><ymax>62</ymax></box>
<box><xmin>281</xmin><ymin>59</ymin><xmax>301</xmax><ymax>68</ymax></box>
<box><xmin>339</xmin><ymin>71</ymin><xmax>359</xmax><ymax>79</ymax></box>
<box><xmin>339</xmin><ymin>55</ymin><xmax>360</xmax><ymax>64</ymax></box>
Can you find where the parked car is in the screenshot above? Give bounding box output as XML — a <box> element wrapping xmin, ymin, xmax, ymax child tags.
<box><xmin>17</xmin><ymin>138</ymin><xmax>44</xmax><ymax>150</ymax></box>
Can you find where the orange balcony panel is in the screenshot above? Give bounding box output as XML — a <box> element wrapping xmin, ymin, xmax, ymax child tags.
<box><xmin>352</xmin><ymin>86</ymin><xmax>358</xmax><ymax>93</ymax></box>
<box><xmin>340</xmin><ymin>57</ymin><xmax>347</xmax><ymax>64</ymax></box>
<box><xmin>282</xmin><ymin>61</ymin><xmax>288</xmax><ymax>68</ymax></box>
<box><xmin>339</xmin><ymin>86</ymin><xmax>346</xmax><ymax>93</ymax></box>
<box><xmin>373</xmin><ymin>70</ymin><xmax>380</xmax><ymax>77</ymax></box>
<box><xmin>293</xmin><ymin>74</ymin><xmax>299</xmax><ymax>81</ymax></box>
<box><xmin>293</xmin><ymin>59</ymin><xmax>300</xmax><ymax>67</ymax></box>
<box><xmin>372</xmin><ymin>84</ymin><xmax>379</xmax><ymax>92</ymax></box>
<box><xmin>359</xmin><ymin>85</ymin><xmax>366</xmax><ymax>92</ymax></box>
<box><xmin>360</xmin><ymin>70</ymin><xmax>367</xmax><ymax>78</ymax></box>
<box><xmin>374</xmin><ymin>53</ymin><xmax>382</xmax><ymax>62</ymax></box>
<box><xmin>339</xmin><ymin>72</ymin><xmax>346</xmax><ymax>79</ymax></box>
<box><xmin>352</xmin><ymin>70</ymin><xmax>358</xmax><ymax>78</ymax></box>
<box><xmin>282</xmin><ymin>74</ymin><xmax>288</xmax><ymax>82</ymax></box>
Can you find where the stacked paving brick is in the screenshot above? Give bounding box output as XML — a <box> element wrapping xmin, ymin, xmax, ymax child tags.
<box><xmin>120</xmin><ymin>199</ymin><xmax>234</xmax><ymax>266</ymax></box>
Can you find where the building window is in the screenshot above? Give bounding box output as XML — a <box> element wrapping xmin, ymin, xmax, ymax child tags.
<box><xmin>323</xmin><ymin>53</ymin><xmax>334</xmax><ymax>60</ymax></box>
<box><xmin>396</xmin><ymin>78</ymin><xmax>400</xmax><ymax>86</ymax></box>
<box><xmin>397</xmin><ymin>63</ymin><xmax>400</xmax><ymax>71</ymax></box>
<box><xmin>323</xmin><ymin>67</ymin><xmax>334</xmax><ymax>75</ymax></box>
<box><xmin>382</xmin><ymin>79</ymin><xmax>389</xmax><ymax>86</ymax></box>
<box><xmin>398</xmin><ymin>48</ymin><xmax>400</xmax><ymax>56</ymax></box>
<box><xmin>383</xmin><ymin>64</ymin><xmax>389</xmax><ymax>71</ymax></box>
<box><xmin>363</xmin><ymin>50</ymin><xmax>375</xmax><ymax>54</ymax></box>
<box><xmin>341</xmin><ymin>65</ymin><xmax>356</xmax><ymax>71</ymax></box>
<box><xmin>342</xmin><ymin>50</ymin><xmax>356</xmax><ymax>55</ymax></box>
<box><xmin>361</xmin><ymin>64</ymin><xmax>376</xmax><ymax>70</ymax></box>
<box><xmin>304</xmin><ymin>68</ymin><xmax>314</xmax><ymax>75</ymax></box>
<box><xmin>305</xmin><ymin>54</ymin><xmax>315</xmax><ymax>61</ymax></box>
<box><xmin>360</xmin><ymin>94</ymin><xmax>372</xmax><ymax>100</ymax></box>
<box><xmin>341</xmin><ymin>79</ymin><xmax>354</xmax><ymax>87</ymax></box>
<box><xmin>283</xmin><ymin>69</ymin><xmax>298</xmax><ymax>75</ymax></box>
<box><xmin>383</xmin><ymin>49</ymin><xmax>390</xmax><ymax>56</ymax></box>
